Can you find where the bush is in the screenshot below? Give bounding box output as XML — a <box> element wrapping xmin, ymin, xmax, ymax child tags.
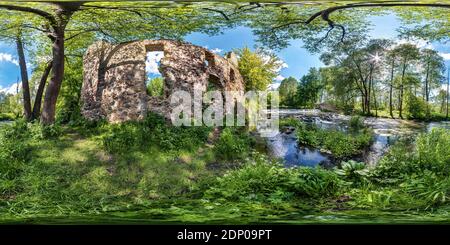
<box><xmin>0</xmin><ymin>112</ymin><xmax>15</xmax><ymax>121</ymax></box>
<box><xmin>335</xmin><ymin>160</ymin><xmax>368</xmax><ymax>185</ymax></box>
<box><xmin>296</xmin><ymin>123</ymin><xmax>373</xmax><ymax>158</ymax></box>
<box><xmin>374</xmin><ymin>128</ymin><xmax>449</xmax><ymax>179</ymax></box>
<box><xmin>348</xmin><ymin>115</ymin><xmax>365</xmax><ymax>130</ymax></box>
<box><xmin>205</xmin><ymin>154</ymin><xmax>342</xmax><ymax>202</ymax></box>
<box><xmin>406</xmin><ymin>93</ymin><xmax>427</xmax><ymax>120</ymax></box>
<box><xmin>400</xmin><ymin>171</ymin><xmax>450</xmax><ymax>205</ymax></box>
<box><xmin>101</xmin><ymin>113</ymin><xmax>211</xmax><ymax>154</ymax></box>
<box><xmin>415</xmin><ymin>128</ymin><xmax>450</xmax><ymax>174</ymax></box>
<box><xmin>146</xmin><ymin>77</ymin><xmax>164</xmax><ymax>97</ymax></box>
<box><xmin>0</xmin><ymin>120</ymin><xmax>32</xmax><ymax>195</ymax></box>
<box><xmin>214</xmin><ymin>127</ymin><xmax>253</xmax><ymax>161</ymax></box>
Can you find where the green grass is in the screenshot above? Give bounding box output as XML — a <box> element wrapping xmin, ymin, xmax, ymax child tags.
<box><xmin>0</xmin><ymin>117</ymin><xmax>449</xmax><ymax>224</ymax></box>
<box><xmin>0</xmin><ymin>113</ymin><xmax>14</xmax><ymax>121</ymax></box>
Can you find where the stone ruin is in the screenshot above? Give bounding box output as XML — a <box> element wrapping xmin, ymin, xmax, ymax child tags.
<box><xmin>81</xmin><ymin>39</ymin><xmax>245</xmax><ymax>123</ymax></box>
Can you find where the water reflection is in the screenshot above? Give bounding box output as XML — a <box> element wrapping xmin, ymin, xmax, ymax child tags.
<box><xmin>268</xmin><ymin>132</ymin><xmax>333</xmax><ymax>168</ymax></box>
<box><xmin>268</xmin><ymin>110</ymin><xmax>449</xmax><ymax>167</ymax></box>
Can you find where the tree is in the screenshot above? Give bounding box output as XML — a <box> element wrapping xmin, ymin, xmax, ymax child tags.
<box><xmin>420</xmin><ymin>49</ymin><xmax>445</xmax><ymax>104</ymax></box>
<box><xmin>0</xmin><ymin>1</ymin><xmax>234</xmax><ymax>124</ymax></box>
<box><xmin>278</xmin><ymin>77</ymin><xmax>298</xmax><ymax>107</ymax></box>
<box><xmin>147</xmin><ymin>77</ymin><xmax>164</xmax><ymax>97</ymax></box>
<box><xmin>297</xmin><ymin>68</ymin><xmax>322</xmax><ymax>108</ymax></box>
<box><xmin>385</xmin><ymin>48</ymin><xmax>397</xmax><ymax>118</ymax></box>
<box><xmin>391</xmin><ymin>43</ymin><xmax>420</xmax><ymax>119</ymax></box>
<box><xmin>437</xmin><ymin>89</ymin><xmax>447</xmax><ymax>114</ymax></box>
<box><xmin>0</xmin><ymin>10</ymin><xmax>43</xmax><ymax>121</ymax></box>
<box><xmin>236</xmin><ymin>47</ymin><xmax>282</xmax><ymax>91</ymax></box>
<box><xmin>447</xmin><ymin>67</ymin><xmax>450</xmax><ymax>119</ymax></box>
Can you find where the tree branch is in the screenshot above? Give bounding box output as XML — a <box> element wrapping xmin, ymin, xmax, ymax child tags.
<box><xmin>0</xmin><ymin>4</ymin><xmax>57</xmax><ymax>27</ymax></box>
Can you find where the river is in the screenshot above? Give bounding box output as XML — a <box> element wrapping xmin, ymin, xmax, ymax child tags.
<box><xmin>267</xmin><ymin>109</ymin><xmax>449</xmax><ymax>168</ymax></box>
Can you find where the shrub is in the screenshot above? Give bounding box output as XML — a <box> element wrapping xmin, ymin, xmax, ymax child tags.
<box><xmin>0</xmin><ymin>120</ymin><xmax>32</xmax><ymax>195</ymax></box>
<box><xmin>374</xmin><ymin>128</ymin><xmax>449</xmax><ymax>179</ymax></box>
<box><xmin>296</xmin><ymin>124</ymin><xmax>373</xmax><ymax>158</ymax></box>
<box><xmin>205</xmin><ymin>154</ymin><xmax>342</xmax><ymax>202</ymax></box>
<box><xmin>415</xmin><ymin>128</ymin><xmax>450</xmax><ymax>174</ymax></box>
<box><xmin>335</xmin><ymin>160</ymin><xmax>368</xmax><ymax>184</ymax></box>
<box><xmin>348</xmin><ymin>115</ymin><xmax>365</xmax><ymax>130</ymax></box>
<box><xmin>0</xmin><ymin>112</ymin><xmax>15</xmax><ymax>121</ymax></box>
<box><xmin>29</xmin><ymin>123</ymin><xmax>63</xmax><ymax>139</ymax></box>
<box><xmin>400</xmin><ymin>171</ymin><xmax>450</xmax><ymax>206</ymax></box>
<box><xmin>101</xmin><ymin>113</ymin><xmax>211</xmax><ymax>154</ymax></box>
<box><xmin>214</xmin><ymin>127</ymin><xmax>253</xmax><ymax>161</ymax></box>
<box><xmin>146</xmin><ymin>77</ymin><xmax>164</xmax><ymax>97</ymax></box>
<box><xmin>406</xmin><ymin>93</ymin><xmax>427</xmax><ymax>120</ymax></box>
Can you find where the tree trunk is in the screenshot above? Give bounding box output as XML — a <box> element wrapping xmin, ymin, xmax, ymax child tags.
<box><xmin>41</xmin><ymin>29</ymin><xmax>65</xmax><ymax>124</ymax></box>
<box><xmin>424</xmin><ymin>61</ymin><xmax>430</xmax><ymax>102</ymax></box>
<box><xmin>399</xmin><ymin>61</ymin><xmax>407</xmax><ymax>119</ymax></box>
<box><xmin>447</xmin><ymin>67</ymin><xmax>449</xmax><ymax>119</ymax></box>
<box><xmin>389</xmin><ymin>84</ymin><xmax>394</xmax><ymax>118</ymax></box>
<box><xmin>371</xmin><ymin>75</ymin><xmax>377</xmax><ymax>117</ymax></box>
<box><xmin>388</xmin><ymin>58</ymin><xmax>395</xmax><ymax>119</ymax></box>
<box><xmin>32</xmin><ymin>60</ymin><xmax>52</xmax><ymax>120</ymax></box>
<box><xmin>40</xmin><ymin>3</ymin><xmax>81</xmax><ymax>124</ymax></box>
<box><xmin>16</xmin><ymin>35</ymin><xmax>32</xmax><ymax>120</ymax></box>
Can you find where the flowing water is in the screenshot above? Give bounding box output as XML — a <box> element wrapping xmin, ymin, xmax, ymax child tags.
<box><xmin>267</xmin><ymin>109</ymin><xmax>448</xmax><ymax>167</ymax></box>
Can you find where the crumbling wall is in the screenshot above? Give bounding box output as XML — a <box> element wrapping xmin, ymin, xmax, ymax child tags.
<box><xmin>81</xmin><ymin>39</ymin><xmax>244</xmax><ymax>123</ymax></box>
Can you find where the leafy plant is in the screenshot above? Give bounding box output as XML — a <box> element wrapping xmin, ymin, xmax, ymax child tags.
<box><xmin>214</xmin><ymin>127</ymin><xmax>253</xmax><ymax>161</ymax></box>
<box><xmin>348</xmin><ymin>115</ymin><xmax>365</xmax><ymax>130</ymax></box>
<box><xmin>400</xmin><ymin>171</ymin><xmax>449</xmax><ymax>206</ymax></box>
<box><xmin>335</xmin><ymin>160</ymin><xmax>368</xmax><ymax>184</ymax></box>
<box><xmin>205</xmin><ymin>153</ymin><xmax>342</xmax><ymax>202</ymax></box>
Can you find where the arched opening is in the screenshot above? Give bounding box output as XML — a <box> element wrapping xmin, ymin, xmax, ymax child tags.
<box><xmin>145</xmin><ymin>44</ymin><xmax>165</xmax><ymax>98</ymax></box>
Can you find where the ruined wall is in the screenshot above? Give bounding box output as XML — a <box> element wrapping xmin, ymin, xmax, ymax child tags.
<box><xmin>81</xmin><ymin>39</ymin><xmax>244</xmax><ymax>123</ymax></box>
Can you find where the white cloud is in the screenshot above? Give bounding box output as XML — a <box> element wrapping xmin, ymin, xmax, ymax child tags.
<box><xmin>0</xmin><ymin>53</ymin><xmax>19</xmax><ymax>66</ymax></box>
<box><xmin>439</xmin><ymin>52</ymin><xmax>450</xmax><ymax>60</ymax></box>
<box><xmin>145</xmin><ymin>51</ymin><xmax>164</xmax><ymax>75</ymax></box>
<box><xmin>211</xmin><ymin>48</ymin><xmax>223</xmax><ymax>54</ymax></box>
<box><xmin>269</xmin><ymin>82</ymin><xmax>281</xmax><ymax>90</ymax></box>
<box><xmin>275</xmin><ymin>75</ymin><xmax>285</xmax><ymax>81</ymax></box>
<box><xmin>0</xmin><ymin>82</ymin><xmax>21</xmax><ymax>95</ymax></box>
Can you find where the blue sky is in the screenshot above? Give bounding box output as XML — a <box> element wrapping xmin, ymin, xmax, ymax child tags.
<box><xmin>1</xmin><ymin>12</ymin><xmax>449</xmax><ymax>92</ymax></box>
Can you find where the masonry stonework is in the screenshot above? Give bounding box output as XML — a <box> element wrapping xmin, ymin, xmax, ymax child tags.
<box><xmin>81</xmin><ymin>39</ymin><xmax>244</xmax><ymax>123</ymax></box>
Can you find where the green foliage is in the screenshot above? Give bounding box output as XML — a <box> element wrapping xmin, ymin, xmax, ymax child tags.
<box><xmin>214</xmin><ymin>127</ymin><xmax>253</xmax><ymax>161</ymax></box>
<box><xmin>0</xmin><ymin>120</ymin><xmax>32</xmax><ymax>195</ymax></box>
<box><xmin>56</xmin><ymin>59</ymin><xmax>84</xmax><ymax>124</ymax></box>
<box><xmin>375</xmin><ymin>128</ymin><xmax>449</xmax><ymax>179</ymax></box>
<box><xmin>415</xmin><ymin>128</ymin><xmax>450</xmax><ymax>174</ymax></box>
<box><xmin>295</xmin><ymin>123</ymin><xmax>373</xmax><ymax>158</ymax></box>
<box><xmin>406</xmin><ymin>93</ymin><xmax>427</xmax><ymax>120</ymax></box>
<box><xmin>335</xmin><ymin>160</ymin><xmax>368</xmax><ymax>184</ymax></box>
<box><xmin>348</xmin><ymin>115</ymin><xmax>365</xmax><ymax>130</ymax></box>
<box><xmin>296</xmin><ymin>68</ymin><xmax>323</xmax><ymax>108</ymax></box>
<box><xmin>278</xmin><ymin>77</ymin><xmax>298</xmax><ymax>107</ymax></box>
<box><xmin>0</xmin><ymin>113</ymin><xmax>14</xmax><ymax>121</ymax></box>
<box><xmin>101</xmin><ymin>113</ymin><xmax>211</xmax><ymax>154</ymax></box>
<box><xmin>205</xmin><ymin>153</ymin><xmax>342</xmax><ymax>202</ymax></box>
<box><xmin>400</xmin><ymin>171</ymin><xmax>449</xmax><ymax>205</ymax></box>
<box><xmin>236</xmin><ymin>47</ymin><xmax>282</xmax><ymax>91</ymax></box>
<box><xmin>147</xmin><ymin>77</ymin><xmax>164</xmax><ymax>97</ymax></box>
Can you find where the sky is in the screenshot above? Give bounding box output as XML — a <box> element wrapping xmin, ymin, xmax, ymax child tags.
<box><xmin>1</xmin><ymin>12</ymin><xmax>449</xmax><ymax>93</ymax></box>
